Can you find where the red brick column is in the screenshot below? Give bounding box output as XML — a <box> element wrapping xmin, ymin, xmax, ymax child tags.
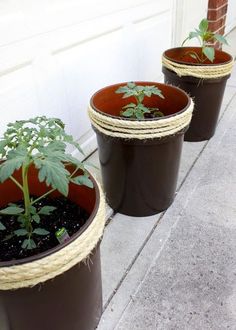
<box><xmin>207</xmin><ymin>0</ymin><xmax>228</xmax><ymax>48</ymax></box>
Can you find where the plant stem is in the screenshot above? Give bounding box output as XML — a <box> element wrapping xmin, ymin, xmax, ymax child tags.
<box><xmin>22</xmin><ymin>164</ymin><xmax>32</xmax><ymax>234</ymax></box>
<box><xmin>182</xmin><ymin>51</ymin><xmax>203</xmax><ymax>63</ymax></box>
<box><xmin>31</xmin><ymin>187</ymin><xmax>55</xmax><ymax>205</ymax></box>
<box><xmin>70</xmin><ymin>166</ymin><xmax>81</xmax><ymax>178</ymax></box>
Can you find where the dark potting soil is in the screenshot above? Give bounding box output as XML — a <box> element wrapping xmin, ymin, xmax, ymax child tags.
<box><xmin>0</xmin><ymin>197</ymin><xmax>89</xmax><ymax>262</ymax></box>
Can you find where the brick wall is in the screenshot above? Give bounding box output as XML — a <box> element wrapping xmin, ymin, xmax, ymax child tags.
<box><xmin>207</xmin><ymin>0</ymin><xmax>228</xmax><ymax>48</ymax></box>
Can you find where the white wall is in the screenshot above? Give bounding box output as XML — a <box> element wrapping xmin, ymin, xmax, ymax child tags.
<box><xmin>225</xmin><ymin>0</ymin><xmax>236</xmax><ymax>34</ymax></box>
<box><xmin>0</xmin><ymin>0</ymin><xmax>172</xmax><ymax>158</ymax></box>
<box><xmin>172</xmin><ymin>0</ymin><xmax>208</xmax><ymax>47</ymax></box>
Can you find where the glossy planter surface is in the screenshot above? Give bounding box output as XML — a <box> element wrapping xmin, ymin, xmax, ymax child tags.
<box><xmin>0</xmin><ymin>166</ymin><xmax>102</xmax><ymax>330</ymax></box>
<box><xmin>90</xmin><ymin>82</ymin><xmax>190</xmax><ymax>216</ymax></box>
<box><xmin>162</xmin><ymin>47</ymin><xmax>232</xmax><ymax>141</ymax></box>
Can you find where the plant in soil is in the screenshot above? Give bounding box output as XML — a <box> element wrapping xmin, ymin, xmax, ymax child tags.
<box><xmin>0</xmin><ymin>116</ymin><xmax>93</xmax><ymax>257</ymax></box>
<box><xmin>115</xmin><ymin>82</ymin><xmax>165</xmax><ymax>119</ymax></box>
<box><xmin>182</xmin><ymin>18</ymin><xmax>228</xmax><ymax>63</ymax></box>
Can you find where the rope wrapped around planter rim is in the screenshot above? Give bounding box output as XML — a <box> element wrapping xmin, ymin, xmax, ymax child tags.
<box><xmin>0</xmin><ymin>181</ymin><xmax>105</xmax><ymax>290</ymax></box>
<box><xmin>162</xmin><ymin>55</ymin><xmax>234</xmax><ymax>79</ymax></box>
<box><xmin>88</xmin><ymin>99</ymin><xmax>194</xmax><ymax>140</ymax></box>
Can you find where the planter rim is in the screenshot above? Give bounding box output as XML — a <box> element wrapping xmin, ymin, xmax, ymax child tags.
<box><xmin>162</xmin><ymin>65</ymin><xmax>230</xmax><ymax>83</ymax></box>
<box><xmin>0</xmin><ymin>173</ymin><xmax>105</xmax><ymax>290</ymax></box>
<box><xmin>163</xmin><ymin>47</ymin><xmax>233</xmax><ymax>66</ymax></box>
<box><xmin>90</xmin><ymin>81</ymin><xmax>191</xmax><ymax>121</ymax></box>
<box><xmin>89</xmin><ymin>82</ymin><xmax>193</xmax><ymax>140</ymax></box>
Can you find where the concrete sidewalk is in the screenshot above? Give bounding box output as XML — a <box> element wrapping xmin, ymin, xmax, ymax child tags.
<box><xmin>93</xmin><ymin>54</ymin><xmax>236</xmax><ymax>328</ymax></box>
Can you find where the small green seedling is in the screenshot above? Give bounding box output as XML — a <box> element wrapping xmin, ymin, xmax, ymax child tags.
<box><xmin>0</xmin><ymin>116</ymin><xmax>93</xmax><ymax>250</ymax></box>
<box><xmin>115</xmin><ymin>82</ymin><xmax>165</xmax><ymax>119</ymax></box>
<box><xmin>182</xmin><ymin>18</ymin><xmax>228</xmax><ymax>63</ymax></box>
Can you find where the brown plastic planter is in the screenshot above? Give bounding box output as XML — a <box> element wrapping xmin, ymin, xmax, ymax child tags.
<box><xmin>162</xmin><ymin>47</ymin><xmax>233</xmax><ymax>141</ymax></box>
<box><xmin>0</xmin><ymin>166</ymin><xmax>102</xmax><ymax>330</ymax></box>
<box><xmin>90</xmin><ymin>82</ymin><xmax>191</xmax><ymax>217</ymax></box>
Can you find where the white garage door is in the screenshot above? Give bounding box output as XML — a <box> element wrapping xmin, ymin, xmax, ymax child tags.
<box><xmin>0</xmin><ymin>0</ymin><xmax>173</xmax><ymax>158</ymax></box>
<box><xmin>226</xmin><ymin>0</ymin><xmax>236</xmax><ymax>33</ymax></box>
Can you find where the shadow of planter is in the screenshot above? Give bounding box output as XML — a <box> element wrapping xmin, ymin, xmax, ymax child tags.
<box><xmin>89</xmin><ymin>82</ymin><xmax>193</xmax><ymax>216</ymax></box>
<box><xmin>0</xmin><ymin>166</ymin><xmax>105</xmax><ymax>330</ymax></box>
<box><xmin>162</xmin><ymin>47</ymin><xmax>234</xmax><ymax>141</ymax></box>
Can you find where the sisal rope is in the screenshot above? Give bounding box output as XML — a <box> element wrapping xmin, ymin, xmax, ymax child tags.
<box><xmin>162</xmin><ymin>55</ymin><xmax>234</xmax><ymax>79</ymax></box>
<box><xmin>88</xmin><ymin>99</ymin><xmax>194</xmax><ymax>140</ymax></box>
<box><xmin>0</xmin><ymin>181</ymin><xmax>105</xmax><ymax>290</ymax></box>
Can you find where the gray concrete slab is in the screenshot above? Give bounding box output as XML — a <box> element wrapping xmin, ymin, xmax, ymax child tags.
<box><xmin>222</xmin><ymin>85</ymin><xmax>236</xmax><ymax>105</ymax></box>
<box><xmin>116</xmin><ymin>218</ymin><xmax>236</xmax><ymax>330</ymax></box>
<box><xmin>224</xmin><ymin>27</ymin><xmax>236</xmax><ymax>59</ymax></box>
<box><xmin>227</xmin><ymin>65</ymin><xmax>236</xmax><ymax>88</ymax></box>
<box><xmin>177</xmin><ymin>141</ymin><xmax>206</xmax><ymax>187</ymax></box>
<box><xmin>101</xmin><ymin>213</ymin><xmax>160</xmax><ymax>304</ymax></box>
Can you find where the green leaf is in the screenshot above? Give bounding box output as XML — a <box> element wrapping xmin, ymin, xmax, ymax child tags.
<box><xmin>136</xmin><ymin>85</ymin><xmax>144</xmax><ymax>92</ymax></box>
<box><xmin>21</xmin><ymin>239</ymin><xmax>29</xmax><ymax>249</ymax></box>
<box><xmin>0</xmin><ymin>158</ymin><xmax>25</xmax><ymax>183</ymax></box>
<box><xmin>143</xmin><ymin>90</ymin><xmax>152</xmax><ymax>97</ymax></box>
<box><xmin>38</xmin><ymin>206</ymin><xmax>56</xmax><ymax>215</ymax></box>
<box><xmin>144</xmin><ymin>86</ymin><xmax>165</xmax><ymax>99</ymax></box>
<box><xmin>190</xmin><ymin>53</ymin><xmax>198</xmax><ymax>60</ymax></box>
<box><xmin>71</xmin><ymin>175</ymin><xmax>94</xmax><ymax>188</ymax></box>
<box><xmin>214</xmin><ymin>33</ymin><xmax>228</xmax><ymax>45</ymax></box>
<box><xmin>14</xmin><ymin>229</ymin><xmax>28</xmax><ymax>236</ymax></box>
<box><xmin>61</xmin><ymin>133</ymin><xmax>83</xmax><ymax>152</ymax></box>
<box><xmin>137</xmin><ymin>94</ymin><xmax>144</xmax><ymax>104</ymax></box>
<box><xmin>203</xmin><ymin>46</ymin><xmax>215</xmax><ymax>62</ymax></box>
<box><xmin>34</xmin><ymin>158</ymin><xmax>70</xmax><ymax>196</ymax></box>
<box><xmin>136</xmin><ymin>104</ymin><xmax>150</xmax><ymax>113</ymax></box>
<box><xmin>17</xmin><ymin>214</ymin><xmax>25</xmax><ymax>225</ymax></box>
<box><xmin>154</xmin><ymin>111</ymin><xmax>164</xmax><ymax>117</ymax></box>
<box><xmin>199</xmin><ymin>18</ymin><xmax>208</xmax><ymax>33</ymax></box>
<box><xmin>135</xmin><ymin>109</ymin><xmax>145</xmax><ymax>120</ymax></box>
<box><xmin>116</xmin><ymin>83</ymin><xmax>138</xmax><ymax>98</ymax></box>
<box><xmin>32</xmin><ymin>214</ymin><xmax>40</xmax><ymax>223</ymax></box>
<box><xmin>22</xmin><ymin>238</ymin><xmax>36</xmax><ymax>250</ymax></box>
<box><xmin>2</xmin><ymin>233</ymin><xmax>14</xmax><ymax>241</ymax></box>
<box><xmin>33</xmin><ymin>228</ymin><xmax>50</xmax><ymax>235</ymax></box>
<box><xmin>189</xmin><ymin>31</ymin><xmax>200</xmax><ymax>39</ymax></box>
<box><xmin>203</xmin><ymin>31</ymin><xmax>214</xmax><ymax>43</ymax></box>
<box><xmin>123</xmin><ymin>103</ymin><xmax>136</xmax><ymax>109</ymax></box>
<box><xmin>7</xmin><ymin>146</ymin><xmax>28</xmax><ymax>160</ymax></box>
<box><xmin>29</xmin><ymin>206</ymin><xmax>37</xmax><ymax>215</ymax></box>
<box><xmin>0</xmin><ymin>206</ymin><xmax>24</xmax><ymax>215</ymax></box>
<box><xmin>153</xmin><ymin>90</ymin><xmax>164</xmax><ymax>99</ymax></box>
<box><xmin>127</xmin><ymin>82</ymin><xmax>136</xmax><ymax>89</ymax></box>
<box><xmin>115</xmin><ymin>86</ymin><xmax>130</xmax><ymax>94</ymax></box>
<box><xmin>0</xmin><ymin>140</ymin><xmax>7</xmax><ymax>157</ymax></box>
<box><xmin>65</xmin><ymin>139</ymin><xmax>85</xmax><ymax>156</ymax></box>
<box><xmin>40</xmin><ymin>152</ymin><xmax>83</xmax><ymax>169</ymax></box>
<box><xmin>123</xmin><ymin>91</ymin><xmax>137</xmax><ymax>98</ymax></box>
<box><xmin>122</xmin><ymin>109</ymin><xmax>135</xmax><ymax>117</ymax></box>
<box><xmin>0</xmin><ymin>221</ymin><xmax>6</xmax><ymax>230</ymax></box>
<box><xmin>43</xmin><ymin>141</ymin><xmax>66</xmax><ymax>153</ymax></box>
